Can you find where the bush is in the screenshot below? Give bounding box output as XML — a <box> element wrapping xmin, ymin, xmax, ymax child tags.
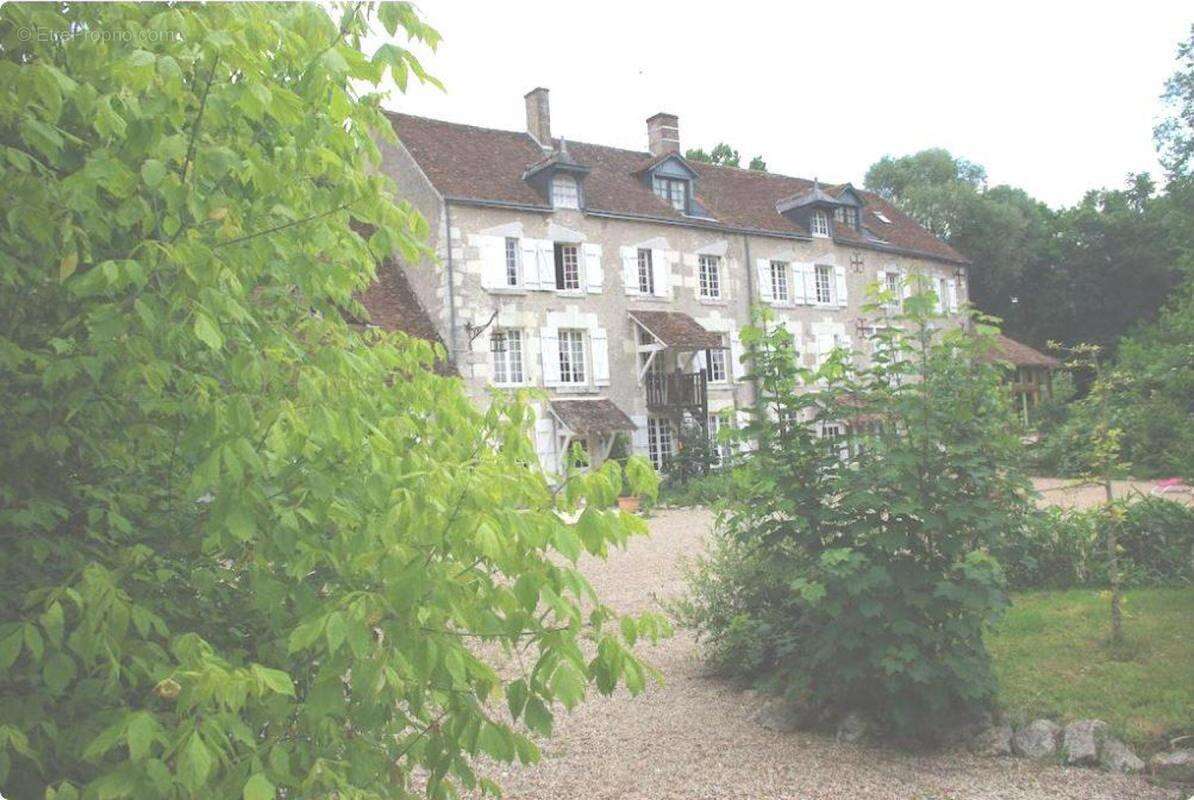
<box><xmin>994</xmin><ymin>497</ymin><xmax>1194</xmax><ymax>590</ymax></box>
<box><xmin>658</xmin><ymin>468</ymin><xmax>739</xmax><ymax>507</ymax></box>
<box><xmin>675</xmin><ymin>288</ymin><xmax>1032</xmax><ymax>739</ymax></box>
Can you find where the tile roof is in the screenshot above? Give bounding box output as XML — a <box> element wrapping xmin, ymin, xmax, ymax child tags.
<box><xmin>629</xmin><ymin>310</ymin><xmax>724</xmax><ymax>350</ymax></box>
<box><xmin>355</xmin><ymin>259</ymin><xmax>456</xmax><ymax>375</ymax></box>
<box><xmin>385</xmin><ymin>112</ymin><xmax>967</xmax><ymax>264</ymax></box>
<box><xmin>550</xmin><ymin>398</ymin><xmax>637</xmax><ymax>435</ymax></box>
<box><xmin>981</xmin><ymin>334</ymin><xmax>1061</xmax><ymax>368</ymax></box>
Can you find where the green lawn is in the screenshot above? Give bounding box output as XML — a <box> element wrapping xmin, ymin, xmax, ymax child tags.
<box><xmin>988</xmin><ymin>587</ymin><xmax>1194</xmax><ymax>748</ymax></box>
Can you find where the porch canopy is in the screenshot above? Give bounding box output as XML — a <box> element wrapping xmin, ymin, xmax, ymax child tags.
<box><xmin>979</xmin><ymin>334</ymin><xmax>1061</xmax><ymax>368</ymax></box>
<box><xmin>549</xmin><ymin>398</ymin><xmax>636</xmax><ymax>436</ymax></box>
<box><xmin>628</xmin><ymin>310</ymin><xmax>724</xmax><ymax>351</ymax></box>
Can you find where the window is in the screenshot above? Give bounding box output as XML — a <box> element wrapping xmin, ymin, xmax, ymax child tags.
<box><xmin>637</xmin><ymin>248</ymin><xmax>654</xmax><ymax>294</ymax></box>
<box><xmin>770</xmin><ymin>260</ymin><xmax>790</xmax><ymax>303</ymax></box>
<box><xmin>884</xmin><ymin>270</ymin><xmax>900</xmax><ymax>297</ymax></box>
<box><xmin>652</xmin><ymin>176</ymin><xmax>688</xmax><ymax>212</ymax></box>
<box><xmin>698</xmin><ymin>255</ymin><xmax>722</xmax><ymax>299</ymax></box>
<box><xmin>552</xmin><ymin>175</ymin><xmax>579</xmax><ymax>209</ymax></box>
<box><xmin>874</xmin><ymin>210</ymin><xmax>892</xmax><ymax>224</ymax></box>
<box><xmin>554</xmin><ymin>243</ymin><xmax>581</xmax><ymax>291</ymax></box>
<box><xmin>820</xmin><ymin>422</ymin><xmax>848</xmax><ymax>460</ymax></box>
<box><xmin>810</xmin><ymin>210</ymin><xmax>830</xmax><ymax>237</ymax></box>
<box><xmin>558</xmin><ymin>329</ymin><xmax>587</xmax><ymax>384</ymax></box>
<box><xmin>938</xmin><ymin>277</ymin><xmax>951</xmax><ymax>313</ymax></box>
<box><xmin>504</xmin><ymin>237</ymin><xmax>520</xmax><ymax>287</ymax></box>
<box><xmin>490</xmin><ymin>329</ymin><xmax>524</xmax><ymax>385</ymax></box>
<box><xmin>815</xmin><ymin>264</ymin><xmax>834</xmax><ymax>305</ymax></box>
<box><xmin>834</xmin><ymin>207</ymin><xmax>858</xmax><ymax>227</ymax></box>
<box><xmin>706</xmin><ymin>347</ymin><xmax>728</xmax><ymax>383</ymax></box>
<box><xmin>647</xmin><ymin>416</ymin><xmax>673</xmax><ymax>470</ymax></box>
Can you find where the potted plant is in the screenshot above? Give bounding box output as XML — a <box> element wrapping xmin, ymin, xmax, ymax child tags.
<box><xmin>608</xmin><ymin>433</ymin><xmax>641</xmax><ymax>513</ymax></box>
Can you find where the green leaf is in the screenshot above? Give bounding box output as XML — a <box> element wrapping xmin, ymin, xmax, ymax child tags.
<box><xmin>126</xmin><ymin>712</ymin><xmax>155</xmax><ymax>762</ymax></box>
<box><xmin>243</xmin><ymin>772</ymin><xmax>275</xmax><ymax>800</ymax></box>
<box><xmin>42</xmin><ymin>651</ymin><xmax>75</xmax><ymax>695</ymax></box>
<box><xmin>524</xmin><ymin>696</ymin><xmax>553</xmax><ymax>737</ymax></box>
<box><xmin>253</xmin><ymin>665</ymin><xmax>295</xmax><ymax>696</ymax></box>
<box><xmin>141</xmin><ymin>159</ymin><xmax>166</xmax><ymax>188</ymax></box>
<box><xmin>0</xmin><ymin>630</ymin><xmax>23</xmax><ymax>670</ymax></box>
<box><xmin>324</xmin><ymin>611</ymin><xmax>346</xmax><ymax>656</ymax></box>
<box><xmin>506</xmin><ymin>678</ymin><xmax>528</xmax><ymax>719</ymax></box>
<box><xmin>193</xmin><ymin>314</ymin><xmax>223</xmax><ymax>351</ymax></box>
<box><xmin>182</xmin><ymin>733</ymin><xmax>212</xmax><ymax>790</ymax></box>
<box><xmin>59</xmin><ymin>251</ymin><xmax>79</xmax><ymax>282</ymax></box>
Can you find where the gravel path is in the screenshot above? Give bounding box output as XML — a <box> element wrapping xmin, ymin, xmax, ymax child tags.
<box><xmin>484</xmin><ymin>501</ymin><xmax>1179</xmax><ymax>800</ymax></box>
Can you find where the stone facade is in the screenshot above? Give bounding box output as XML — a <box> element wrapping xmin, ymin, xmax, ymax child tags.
<box><xmin>376</xmin><ymin>111</ymin><xmax>969</xmax><ymax>474</ymax></box>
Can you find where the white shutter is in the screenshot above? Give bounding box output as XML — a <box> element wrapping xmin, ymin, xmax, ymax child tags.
<box><xmin>729</xmin><ymin>329</ymin><xmax>745</xmax><ymax>382</ymax></box>
<box><xmin>835</xmin><ymin>264</ymin><xmax>848</xmax><ymax>308</ymax></box>
<box><xmin>534</xmin><ymin>414</ymin><xmax>558</xmax><ymax>475</ymax></box>
<box><xmin>478</xmin><ymin>235</ymin><xmax>505</xmax><ymax>290</ymax></box>
<box><xmin>801</xmin><ymin>263</ymin><xmax>817</xmax><ymax>305</ymax></box>
<box><xmin>540</xmin><ymin>327</ymin><xmax>561</xmax><ymax>387</ymax></box>
<box><xmin>630</xmin><ymin>415</ymin><xmax>649</xmax><ymax>457</ymax></box>
<box><xmin>591</xmin><ymin>328</ymin><xmax>610</xmax><ymax>386</ymax></box>
<box><xmin>621</xmin><ymin>246</ymin><xmax>639</xmax><ymax>294</ymax></box>
<box><xmin>521</xmin><ymin>239</ymin><xmax>541</xmax><ymax>290</ymax></box>
<box><xmin>583</xmin><ymin>243</ymin><xmax>603</xmax><ymax>293</ymax></box>
<box><xmin>755</xmin><ymin>258</ymin><xmax>773</xmax><ymax>303</ymax></box>
<box><xmin>791</xmin><ymin>262</ymin><xmax>808</xmax><ymax>305</ymax></box>
<box><xmin>652</xmin><ymin>248</ymin><xmax>671</xmax><ymax>298</ymax></box>
<box><xmin>815</xmin><ymin>332</ymin><xmax>834</xmax><ymax>365</ymax></box>
<box><xmin>537</xmin><ymin>240</ymin><xmax>556</xmax><ymax>290</ymax></box>
<box><xmin>947</xmin><ymin>279</ymin><xmax>958</xmax><ymax>312</ymax></box>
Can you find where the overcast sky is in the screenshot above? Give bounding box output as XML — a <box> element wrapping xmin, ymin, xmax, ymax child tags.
<box><xmin>366</xmin><ymin>1</ymin><xmax>1191</xmax><ymax>208</ymax></box>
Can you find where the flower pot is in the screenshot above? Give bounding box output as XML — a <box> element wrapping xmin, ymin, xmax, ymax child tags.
<box><xmin>617</xmin><ymin>495</ymin><xmax>640</xmax><ymax>513</ymax></box>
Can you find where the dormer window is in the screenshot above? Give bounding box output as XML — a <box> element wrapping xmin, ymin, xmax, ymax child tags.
<box><xmin>552</xmin><ymin>175</ymin><xmax>580</xmax><ymax>209</ymax></box>
<box><xmin>834</xmin><ymin>207</ymin><xmax>858</xmax><ymax>228</ymax></box>
<box><xmin>810</xmin><ymin>210</ymin><xmax>830</xmax><ymax>237</ymax></box>
<box><xmin>652</xmin><ymin>176</ymin><xmax>688</xmax><ymax>212</ymax></box>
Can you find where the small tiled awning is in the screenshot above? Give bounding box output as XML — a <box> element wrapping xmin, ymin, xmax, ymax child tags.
<box><xmin>629</xmin><ymin>310</ymin><xmax>724</xmax><ymax>350</ymax></box>
<box><xmin>550</xmin><ymin>398</ymin><xmax>636</xmax><ymax>435</ymax></box>
<box><xmin>980</xmin><ymin>334</ymin><xmax>1061</xmax><ymax>368</ymax></box>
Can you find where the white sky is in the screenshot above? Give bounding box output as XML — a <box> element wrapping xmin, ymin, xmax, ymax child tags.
<box><xmin>365</xmin><ymin>1</ymin><xmax>1191</xmax><ymax>208</ymax></box>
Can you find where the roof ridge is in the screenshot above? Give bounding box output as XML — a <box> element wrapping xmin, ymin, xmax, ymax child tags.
<box><xmin>382</xmin><ymin>108</ymin><xmax>539</xmax><ymax>142</ymax></box>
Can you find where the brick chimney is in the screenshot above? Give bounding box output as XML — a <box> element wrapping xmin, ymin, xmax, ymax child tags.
<box><xmin>647</xmin><ymin>112</ymin><xmax>680</xmax><ymax>157</ymax></box>
<box><xmin>524</xmin><ymin>87</ymin><xmax>551</xmax><ymax>147</ymax></box>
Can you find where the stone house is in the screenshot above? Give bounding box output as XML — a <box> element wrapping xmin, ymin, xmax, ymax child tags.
<box><xmin>364</xmin><ymin>87</ymin><xmax>974</xmax><ymax>473</ymax></box>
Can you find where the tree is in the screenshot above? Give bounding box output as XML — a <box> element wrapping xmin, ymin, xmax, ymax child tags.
<box><xmin>1156</xmin><ymin>24</ymin><xmax>1194</xmax><ymax>179</ymax></box>
<box><xmin>0</xmin><ymin>4</ymin><xmax>662</xmax><ymax>798</ymax></box>
<box><xmin>748</xmin><ymin>155</ymin><xmax>767</xmax><ymax>172</ymax></box>
<box><xmin>686</xmin><ymin>142</ymin><xmax>767</xmax><ymax>171</ymax></box>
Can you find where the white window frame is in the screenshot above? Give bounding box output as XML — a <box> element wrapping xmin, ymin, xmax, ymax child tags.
<box><xmin>637</xmin><ymin>248</ymin><xmax>655</xmax><ymax>294</ymax></box>
<box><xmin>698</xmin><ymin>254</ymin><xmax>722</xmax><ymax>299</ymax></box>
<box><xmin>706</xmin><ymin>346</ymin><xmax>728</xmax><ymax>383</ymax></box>
<box><xmin>558</xmin><ymin>328</ymin><xmax>587</xmax><ymax>384</ymax></box>
<box><xmin>504</xmin><ymin>237</ymin><xmax>520</xmax><ymax>287</ymax></box>
<box><xmin>707</xmin><ymin>413</ymin><xmax>732</xmax><ymax>466</ymax></box>
<box><xmin>883</xmin><ymin>270</ymin><xmax>900</xmax><ymax>308</ymax></box>
<box><xmin>937</xmin><ymin>276</ymin><xmax>950</xmax><ymax>314</ymax></box>
<box><xmin>810</xmin><ymin>210</ymin><xmax>830</xmax><ymax>237</ymax></box>
<box><xmin>555</xmin><ymin>243</ymin><xmax>581</xmax><ymax>292</ymax></box>
<box><xmin>815</xmin><ymin>264</ymin><xmax>834</xmax><ymax>305</ymax></box>
<box><xmin>652</xmin><ymin>176</ymin><xmax>688</xmax><ymax>212</ymax></box>
<box><xmin>490</xmin><ymin>329</ymin><xmax>525</xmax><ymax>386</ymax></box>
<box><xmin>770</xmin><ymin>260</ymin><xmax>790</xmax><ymax>304</ymax></box>
<box><xmin>647</xmin><ymin>416</ymin><xmax>673</xmax><ymax>470</ymax></box>
<box><xmin>552</xmin><ymin>175</ymin><xmax>580</xmax><ymax>209</ymax></box>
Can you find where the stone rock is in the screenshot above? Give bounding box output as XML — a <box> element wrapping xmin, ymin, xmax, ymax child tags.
<box><xmin>751</xmin><ymin>698</ymin><xmax>812</xmax><ymax>733</ymax></box>
<box><xmin>1099</xmin><ymin>738</ymin><xmax>1144</xmax><ymax>773</ymax></box>
<box><xmin>971</xmin><ymin>723</ymin><xmax>1014</xmax><ymax>757</ymax></box>
<box><xmin>1150</xmin><ymin>749</ymin><xmax>1194</xmax><ymax>783</ymax></box>
<box><xmin>1062</xmin><ymin>719</ymin><xmax>1109</xmax><ymax>765</ymax></box>
<box><xmin>836</xmin><ymin>711</ymin><xmax>869</xmax><ymax>744</ymax></box>
<box><xmin>1011</xmin><ymin>719</ymin><xmax>1062</xmax><ymax>759</ymax></box>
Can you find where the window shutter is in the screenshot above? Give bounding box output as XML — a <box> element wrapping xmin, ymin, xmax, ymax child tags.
<box><xmin>947</xmin><ymin>279</ymin><xmax>958</xmax><ymax>312</ymax></box>
<box><xmin>729</xmin><ymin>329</ymin><xmax>746</xmax><ymax>382</ymax></box>
<box><xmin>478</xmin><ymin>235</ymin><xmax>505</xmax><ymax>290</ymax></box>
<box><xmin>630</xmin><ymin>415</ymin><xmax>649</xmax><ymax>457</ymax></box>
<box><xmin>652</xmin><ymin>249</ymin><xmax>671</xmax><ymax>298</ymax></box>
<box><xmin>591</xmin><ymin>328</ymin><xmax>610</xmax><ymax>386</ymax></box>
<box><xmin>755</xmin><ymin>258</ymin><xmax>773</xmax><ymax>302</ymax></box>
<box><xmin>537</xmin><ymin>241</ymin><xmax>556</xmax><ymax>290</ymax></box>
<box><xmin>520</xmin><ymin>239</ymin><xmax>541</xmax><ymax>290</ymax></box>
<box><xmin>582</xmin><ymin>243</ymin><xmax>603</xmax><ymax>293</ymax></box>
<box><xmin>835</xmin><ymin>264</ymin><xmax>848</xmax><ymax>307</ymax></box>
<box><xmin>816</xmin><ymin>332</ymin><xmax>835</xmax><ymax>365</ymax></box>
<box><xmin>801</xmin><ymin>263</ymin><xmax>817</xmax><ymax>305</ymax></box>
<box><xmin>534</xmin><ymin>414</ymin><xmax>558</xmax><ymax>475</ymax></box>
<box><xmin>791</xmin><ymin>262</ymin><xmax>808</xmax><ymax>305</ymax></box>
<box><xmin>621</xmin><ymin>246</ymin><xmax>639</xmax><ymax>294</ymax></box>
<box><xmin>539</xmin><ymin>327</ymin><xmax>561</xmax><ymax>387</ymax></box>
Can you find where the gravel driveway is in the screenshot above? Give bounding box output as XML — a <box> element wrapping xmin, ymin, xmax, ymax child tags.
<box><xmin>484</xmin><ymin>503</ymin><xmax>1178</xmax><ymax>800</ymax></box>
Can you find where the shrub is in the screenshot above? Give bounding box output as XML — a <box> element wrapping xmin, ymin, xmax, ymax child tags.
<box><xmin>994</xmin><ymin>497</ymin><xmax>1194</xmax><ymax>590</ymax></box>
<box><xmin>676</xmin><ymin>288</ymin><xmax>1032</xmax><ymax>739</ymax></box>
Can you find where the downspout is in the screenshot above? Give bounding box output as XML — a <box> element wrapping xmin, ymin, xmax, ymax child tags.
<box><xmin>742</xmin><ymin>233</ymin><xmax>762</xmax><ymax>410</ymax></box>
<box><xmin>442</xmin><ymin>200</ymin><xmax>458</xmax><ymax>362</ymax></box>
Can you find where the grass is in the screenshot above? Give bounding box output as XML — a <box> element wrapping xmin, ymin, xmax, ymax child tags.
<box><xmin>988</xmin><ymin>587</ymin><xmax>1194</xmax><ymax>749</ymax></box>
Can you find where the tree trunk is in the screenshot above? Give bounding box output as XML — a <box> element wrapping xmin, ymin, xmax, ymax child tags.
<box><xmin>1104</xmin><ymin>477</ymin><xmax>1122</xmax><ymax>644</ymax></box>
